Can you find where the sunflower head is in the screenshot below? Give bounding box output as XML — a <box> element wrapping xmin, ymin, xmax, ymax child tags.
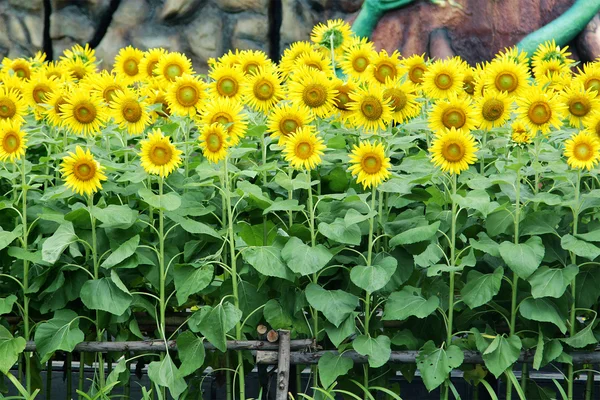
<box><xmin>2</xmin><ymin>58</ymin><xmax>33</xmax><ymax>80</ymax></box>
<box><xmin>139</xmin><ymin>48</ymin><xmax>168</xmax><ymax>79</ymax></box>
<box><xmin>61</xmin><ymin>43</ymin><xmax>96</xmax><ymax>65</ymax></box>
<box><xmin>279</xmin><ymin>41</ymin><xmax>316</xmax><ymax>77</ymax></box>
<box><xmin>474</xmin><ymin>91</ymin><xmax>512</xmax><ymax>130</ymax></box>
<box><xmin>199</xmin><ymin>96</ymin><xmax>247</xmax><ymax>145</ymax></box>
<box><xmin>515</xmin><ymin>85</ymin><xmax>566</xmax><ymax>135</ymax></box>
<box><xmin>564</xmin><ymin>130</ymin><xmax>600</xmax><ymax>170</ymax></box>
<box><xmin>428</xmin><ymin>93</ymin><xmax>477</xmax><ymax>135</ymax></box>
<box><xmin>165</xmin><ymin>74</ymin><xmax>207</xmax><ymax>117</ymax></box>
<box><xmin>348</xmin><ymin>85</ymin><xmax>393</xmax><ymax>133</ymax></box>
<box><xmin>495</xmin><ymin>46</ymin><xmax>529</xmax><ymax>66</ymax></box>
<box><xmin>383</xmin><ymin>78</ymin><xmax>420</xmax><ymax>124</ymax></box>
<box><xmin>44</xmin><ymin>88</ymin><xmax>70</xmax><ymax>128</ymax></box>
<box><xmin>339</xmin><ymin>39</ymin><xmax>375</xmax><ymax>79</ymax></box>
<box><xmin>402</xmin><ymin>54</ymin><xmax>428</xmax><ymax>84</ymax></box>
<box><xmin>532</xmin><ymin>39</ymin><xmax>573</xmax><ymax>68</ymax></box>
<box><xmin>237</xmin><ymin>50</ymin><xmax>272</xmax><ymax>76</ymax></box>
<box><xmin>584</xmin><ymin>111</ymin><xmax>600</xmax><ymax>139</ymax></box>
<box><xmin>422</xmin><ymin>58</ymin><xmax>465</xmax><ymax>99</ymax></box>
<box><xmin>511</xmin><ymin>121</ymin><xmax>532</xmax><ymax>145</ymax></box>
<box><xmin>348</xmin><ymin>141</ymin><xmax>392</xmax><ymax>189</ymax></box>
<box><xmin>282</xmin><ymin>126</ymin><xmax>326</xmax><ymax>170</ymax></box>
<box><xmin>60</xmin><ymin>90</ymin><xmax>107</xmax><ymax>136</ymax></box>
<box><xmin>60</xmin><ymin>146</ymin><xmax>107</xmax><ymax>196</ymax></box>
<box><xmin>139</xmin><ymin>129</ymin><xmax>183</xmax><ymax>177</ymax></box>
<box><xmin>483</xmin><ymin>58</ymin><xmax>530</xmax><ymax>97</ymax></box>
<box><xmin>209</xmin><ymin>64</ymin><xmax>246</xmax><ymax>101</ymax></box>
<box><xmin>573</xmin><ymin>63</ymin><xmax>600</xmax><ymax>96</ymax></box>
<box><xmin>294</xmin><ymin>50</ymin><xmax>333</xmax><ymax>76</ymax></box>
<box><xmin>559</xmin><ymin>84</ymin><xmax>600</xmax><ymax>128</ymax></box>
<box><xmin>430</xmin><ymin>127</ymin><xmax>479</xmax><ymax>175</ymax></box>
<box><xmin>0</xmin><ymin>119</ymin><xmax>27</xmax><ymax>162</ymax></box>
<box><xmin>288</xmin><ymin>66</ymin><xmax>337</xmax><ymax>118</ymax></box>
<box><xmin>366</xmin><ymin>50</ymin><xmax>405</xmax><ymax>85</ymax></box>
<box><xmin>113</xmin><ymin>46</ymin><xmax>144</xmax><ymax>83</ymax></box>
<box><xmin>310</xmin><ymin>19</ymin><xmax>353</xmax><ymax>57</ymax></box>
<box><xmin>0</xmin><ymin>87</ymin><xmax>27</xmax><ymax>125</ymax></box>
<box><xmin>242</xmin><ymin>66</ymin><xmax>283</xmax><ymax>113</ymax></box>
<box><xmin>199</xmin><ymin>123</ymin><xmax>229</xmax><ymax>163</ymax></box>
<box><xmin>110</xmin><ymin>89</ymin><xmax>150</xmax><ymax>135</ymax></box>
<box><xmin>267</xmin><ymin>102</ymin><xmax>314</xmax><ymax>145</ymax></box>
<box><xmin>155</xmin><ymin>52</ymin><xmax>194</xmax><ymax>83</ymax></box>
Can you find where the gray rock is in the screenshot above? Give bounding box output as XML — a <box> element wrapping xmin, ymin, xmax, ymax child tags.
<box><xmin>160</xmin><ymin>0</ymin><xmax>205</xmax><ymax>20</ymax></box>
<box><xmin>216</xmin><ymin>0</ymin><xmax>268</xmax><ymax>15</ymax></box>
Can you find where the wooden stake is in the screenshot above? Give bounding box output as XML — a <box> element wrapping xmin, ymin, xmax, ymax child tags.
<box><xmin>276</xmin><ymin>330</ymin><xmax>291</xmax><ymax>400</ymax></box>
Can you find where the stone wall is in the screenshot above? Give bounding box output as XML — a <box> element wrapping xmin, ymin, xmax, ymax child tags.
<box><xmin>0</xmin><ymin>0</ymin><xmax>598</xmax><ymax>73</ymax></box>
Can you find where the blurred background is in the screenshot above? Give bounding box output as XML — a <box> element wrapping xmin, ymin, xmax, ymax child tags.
<box><xmin>0</xmin><ymin>0</ymin><xmax>599</xmax><ymax>73</ymax></box>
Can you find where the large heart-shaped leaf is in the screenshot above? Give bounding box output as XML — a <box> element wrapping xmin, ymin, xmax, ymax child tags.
<box><xmin>80</xmin><ymin>273</ymin><xmax>132</xmax><ymax>316</ymax></box>
<box><xmin>318</xmin><ymin>352</ymin><xmax>353</xmax><ymax>388</ymax></box>
<box><xmin>281</xmin><ymin>237</ymin><xmax>332</xmax><ymax>276</ymax></box>
<box><xmin>242</xmin><ymin>246</ymin><xmax>294</xmax><ymax>281</ymax></box>
<box><xmin>417</xmin><ymin>341</ymin><xmax>464</xmax><ymax>391</ymax></box>
<box><xmin>528</xmin><ymin>265</ymin><xmax>579</xmax><ymax>299</ymax></box>
<box><xmin>42</xmin><ymin>222</ymin><xmax>77</xmax><ymax>264</ymax></box>
<box><xmin>305</xmin><ymin>283</ymin><xmax>359</xmax><ymax>328</ymax></box>
<box><xmin>499</xmin><ymin>236</ymin><xmax>545</xmax><ymax>279</ymax></box>
<box><xmin>382</xmin><ymin>286</ymin><xmax>439</xmax><ymax>321</ymax></box>
<box><xmin>102</xmin><ymin>235</ymin><xmax>140</xmax><ymax>269</ymax></box>
<box><xmin>148</xmin><ymin>353</ymin><xmax>187</xmax><ymax>399</ymax></box>
<box><xmin>350</xmin><ymin>256</ymin><xmax>397</xmax><ymax>293</ymax></box>
<box><xmin>192</xmin><ymin>302</ymin><xmax>241</xmax><ymax>352</ymax></box>
<box><xmin>176</xmin><ymin>331</ymin><xmax>206</xmax><ymax>377</ymax></box>
<box><xmin>352</xmin><ymin>334</ymin><xmax>391</xmax><ymax>368</ymax></box>
<box><xmin>173</xmin><ymin>263</ymin><xmax>214</xmax><ymax>306</ymax></box>
<box><xmin>519</xmin><ymin>298</ymin><xmax>567</xmax><ymax>333</ymax></box>
<box><xmin>34</xmin><ymin>309</ymin><xmax>84</xmax><ymax>363</ymax></box>
<box><xmin>461</xmin><ymin>268</ymin><xmax>503</xmax><ymax>309</ymax></box>
<box><xmin>390</xmin><ymin>221</ymin><xmax>440</xmax><ymax>247</ymax></box>
<box><xmin>0</xmin><ymin>325</ymin><xmax>25</xmax><ymax>374</ymax></box>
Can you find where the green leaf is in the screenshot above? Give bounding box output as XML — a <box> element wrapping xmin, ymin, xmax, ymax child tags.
<box><xmin>475</xmin><ymin>334</ymin><xmax>521</xmax><ymax>378</ymax></box>
<box><xmin>305</xmin><ymin>283</ymin><xmax>359</xmax><ymax>328</ymax></box>
<box><xmin>236</xmin><ymin>181</ymin><xmax>273</xmax><ymax>209</ymax></box>
<box><xmin>0</xmin><ymin>228</ymin><xmax>19</xmax><ymax>252</ymax></box>
<box><xmin>0</xmin><ymin>295</ymin><xmax>17</xmax><ymax>315</ymax></box>
<box><xmin>389</xmin><ymin>221</ymin><xmax>441</xmax><ymax>247</ymax></box>
<box><xmin>147</xmin><ymin>353</ymin><xmax>187</xmax><ymax>399</ymax></box>
<box><xmin>499</xmin><ymin>236</ymin><xmax>545</xmax><ymax>279</ymax></box>
<box><xmin>461</xmin><ymin>268</ymin><xmax>503</xmax><ymax>309</ymax></box>
<box><xmin>106</xmin><ymin>358</ymin><xmax>129</xmax><ymax>388</ymax></box>
<box><xmin>382</xmin><ymin>286</ymin><xmax>439</xmax><ymax>321</ymax></box>
<box><xmin>176</xmin><ymin>331</ymin><xmax>206</xmax><ymax>377</ymax></box>
<box><xmin>528</xmin><ymin>265</ymin><xmax>579</xmax><ymax>299</ymax></box>
<box><xmin>80</xmin><ymin>276</ymin><xmax>133</xmax><ymax>316</ymax></box>
<box><xmin>0</xmin><ymin>325</ymin><xmax>25</xmax><ymax>374</ymax></box>
<box><xmin>318</xmin><ymin>218</ymin><xmax>362</xmax><ymax>245</ymax></box>
<box><xmin>195</xmin><ymin>302</ymin><xmax>241</xmax><ymax>352</ymax></box>
<box><xmin>263</xmin><ymin>299</ymin><xmax>293</xmax><ymax>330</ymax></box>
<box><xmin>561</xmin><ymin>320</ymin><xmax>597</xmax><ymax>348</ymax></box>
<box><xmin>452</xmin><ymin>190</ymin><xmax>499</xmax><ymax>218</ymax></box>
<box><xmin>93</xmin><ymin>205</ymin><xmax>138</xmax><ymax>229</ymax></box>
<box><xmin>561</xmin><ymin>234</ymin><xmax>600</xmax><ymax>261</ymax></box>
<box><xmin>324</xmin><ymin>314</ymin><xmax>356</xmax><ymax>347</ymax></box>
<box><xmin>350</xmin><ymin>256</ymin><xmax>397</xmax><ymax>293</ymax></box>
<box><xmin>167</xmin><ymin>213</ymin><xmax>221</xmax><ymax>238</ymax></box>
<box><xmin>352</xmin><ymin>334</ymin><xmax>391</xmax><ymax>368</ymax></box>
<box><xmin>138</xmin><ymin>188</ymin><xmax>181</xmax><ymax>211</ymax></box>
<box><xmin>173</xmin><ymin>264</ymin><xmax>214</xmax><ymax>306</ymax></box>
<box><xmin>576</xmin><ymin>230</ymin><xmax>600</xmax><ymax>242</ymax></box>
<box><xmin>241</xmin><ymin>246</ymin><xmax>294</xmax><ymax>281</ymax></box>
<box><xmin>318</xmin><ymin>353</ymin><xmax>353</xmax><ymax>388</ymax></box>
<box><xmin>414</xmin><ymin>243</ymin><xmax>444</xmax><ymax>268</ymax></box>
<box><xmin>520</xmin><ymin>211</ymin><xmax>561</xmax><ymax>236</ymax></box>
<box><xmin>281</xmin><ymin>237</ymin><xmax>333</xmax><ymax>276</ymax></box>
<box><xmin>416</xmin><ymin>341</ymin><xmax>464</xmax><ymax>391</ymax></box>
<box><xmin>263</xmin><ymin>199</ymin><xmax>304</xmax><ymax>214</ymax></box>
<box><xmin>469</xmin><ymin>232</ymin><xmax>500</xmax><ymax>258</ymax></box>
<box><xmin>102</xmin><ymin>235</ymin><xmax>140</xmax><ymax>269</ymax></box>
<box><xmin>34</xmin><ymin>309</ymin><xmax>84</xmax><ymax>363</ymax></box>
<box><xmin>576</xmin><ymin>266</ymin><xmax>600</xmax><ymax>308</ymax></box>
<box><xmin>485</xmin><ymin>209</ymin><xmax>514</xmax><ymax>237</ymax></box>
<box><xmin>519</xmin><ymin>298</ymin><xmax>567</xmax><ymax>333</ymax></box>
<box><xmin>42</xmin><ymin>222</ymin><xmax>77</xmax><ymax>264</ymax></box>
<box><xmin>344</xmin><ymin>209</ymin><xmax>377</xmax><ymax>226</ymax></box>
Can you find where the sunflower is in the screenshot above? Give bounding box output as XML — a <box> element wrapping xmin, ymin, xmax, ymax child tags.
<box><xmin>60</xmin><ymin>146</ymin><xmax>107</xmax><ymax>196</ymax></box>
<box><xmin>84</xmin><ymin>71</ymin><xmax>126</xmax><ymax>103</ymax></box>
<box><xmin>584</xmin><ymin>111</ymin><xmax>600</xmax><ymax>139</ymax></box>
<box><xmin>287</xmin><ymin>66</ymin><xmax>337</xmax><ymax>118</ymax></box>
<box><xmin>339</xmin><ymin>39</ymin><xmax>376</xmax><ymax>79</ymax></box>
<box><xmin>496</xmin><ymin>46</ymin><xmax>529</xmax><ymax>66</ymax></box>
<box><xmin>515</xmin><ymin>86</ymin><xmax>566</xmax><ymax>135</ymax></box>
<box><xmin>165</xmin><ymin>74</ymin><xmax>207</xmax><ymax>117</ymax></box>
<box><xmin>422</xmin><ymin>58</ymin><xmax>465</xmax><ymax>99</ymax></box>
<box><xmin>60</xmin><ymin>90</ymin><xmax>107</xmax><ymax>136</ymax></box>
<box><xmin>532</xmin><ymin>39</ymin><xmax>573</xmax><ymax>69</ymax></box>
<box><xmin>533</xmin><ymin>59</ymin><xmax>571</xmax><ymax>81</ymax></box>
<box><xmin>22</xmin><ymin>73</ymin><xmax>59</xmax><ymax>113</ymax></box>
<box><xmin>535</xmin><ymin>60</ymin><xmax>572</xmax><ymax>93</ymax></box>
<box><xmin>237</xmin><ymin>50</ymin><xmax>272</xmax><ymax>75</ymax></box>
<box><xmin>402</xmin><ymin>54</ymin><xmax>428</xmax><ymax>85</ymax></box>
<box><xmin>0</xmin><ymin>120</ymin><xmax>27</xmax><ymax>162</ymax></box>
<box><xmin>61</xmin><ymin>43</ymin><xmax>96</xmax><ymax>65</ymax></box>
<box><xmin>573</xmin><ymin>63</ymin><xmax>600</xmax><ymax>97</ymax></box>
<box><xmin>430</xmin><ymin>127</ymin><xmax>478</xmax><ymax>175</ymax></box>
<box><xmin>282</xmin><ymin>126</ymin><xmax>326</xmax><ymax>170</ymax></box>
<box><xmin>310</xmin><ymin>19</ymin><xmax>353</xmax><ymax>58</ymax></box>
<box><xmin>208</xmin><ymin>64</ymin><xmax>246</xmax><ymax>101</ymax></box>
<box><xmin>428</xmin><ymin>94</ymin><xmax>477</xmax><ymax>134</ymax></box>
<box><xmin>139</xmin><ymin>48</ymin><xmax>168</xmax><ymax>80</ymax></box>
<box><xmin>1</xmin><ymin>73</ymin><xmax>26</xmax><ymax>96</ymax></box>
<box><xmin>383</xmin><ymin>79</ymin><xmax>420</xmax><ymax>123</ymax></box>
<box><xmin>483</xmin><ymin>58</ymin><xmax>530</xmax><ymax>97</ymax></box>
<box><xmin>332</xmin><ymin>78</ymin><xmax>358</xmax><ymax>123</ymax></box>
<box><xmin>348</xmin><ymin>85</ymin><xmax>393</xmax><ymax>133</ymax></box>
<box><xmin>564</xmin><ymin>130</ymin><xmax>600</xmax><ymax>170</ymax></box>
<box><xmin>142</xmin><ymin>87</ymin><xmax>171</xmax><ymax>120</ymax></box>
<box><xmin>294</xmin><ymin>51</ymin><xmax>333</xmax><ymax>76</ymax></box>
<box><xmin>199</xmin><ymin>96</ymin><xmax>247</xmax><ymax>145</ymax></box>
<box><xmin>155</xmin><ymin>52</ymin><xmax>194</xmax><ymax>83</ymax></box>
<box><xmin>42</xmin><ymin>61</ymin><xmax>74</xmax><ymax>83</ymax></box>
<box><xmin>110</xmin><ymin>89</ymin><xmax>151</xmax><ymax>135</ymax></box>
<box><xmin>461</xmin><ymin>63</ymin><xmax>478</xmax><ymax>97</ymax></box>
<box><xmin>2</xmin><ymin>58</ymin><xmax>32</xmax><ymax>80</ymax></box>
<box><xmin>29</xmin><ymin>51</ymin><xmax>47</xmax><ymax>69</ymax></box>
<box><xmin>61</xmin><ymin>58</ymin><xmax>97</xmax><ymax>81</ymax></box>
<box><xmin>216</xmin><ymin>50</ymin><xmax>240</xmax><ymax>68</ymax></box>
<box><xmin>113</xmin><ymin>46</ymin><xmax>145</xmax><ymax>84</ymax></box>
<box><xmin>559</xmin><ymin>85</ymin><xmax>600</xmax><ymax>127</ymax></box>
<box><xmin>365</xmin><ymin>50</ymin><xmax>405</xmax><ymax>86</ymax></box>
<box><xmin>511</xmin><ymin>121</ymin><xmax>532</xmax><ymax>145</ymax></box>
<box><xmin>199</xmin><ymin>123</ymin><xmax>229</xmax><ymax>163</ymax></box>
<box><xmin>473</xmin><ymin>91</ymin><xmax>512</xmax><ymax>130</ymax></box>
<box><xmin>242</xmin><ymin>67</ymin><xmax>283</xmax><ymax>113</ymax></box>
<box><xmin>267</xmin><ymin>102</ymin><xmax>314</xmax><ymax>144</ymax></box>
<box><xmin>348</xmin><ymin>141</ymin><xmax>392</xmax><ymax>189</ymax></box>
<box><xmin>43</xmin><ymin>88</ymin><xmax>70</xmax><ymax>127</ymax></box>
<box><xmin>139</xmin><ymin>128</ymin><xmax>183</xmax><ymax>177</ymax></box>
<box><xmin>279</xmin><ymin>41</ymin><xmax>315</xmax><ymax>77</ymax></box>
<box><xmin>0</xmin><ymin>88</ymin><xmax>27</xmax><ymax>125</ymax></box>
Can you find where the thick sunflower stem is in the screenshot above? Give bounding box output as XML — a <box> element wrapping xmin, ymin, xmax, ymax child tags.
<box><xmin>261</xmin><ymin>133</ymin><xmax>268</xmax><ymax>245</ymax></box>
<box><xmin>567</xmin><ymin>169</ymin><xmax>581</xmax><ymax>400</ymax></box>
<box><xmin>88</xmin><ymin>194</ymin><xmax>105</xmax><ymax>389</ymax></box>
<box><xmin>306</xmin><ymin>170</ymin><xmax>320</xmax><ymax>388</ymax></box>
<box><xmin>362</xmin><ymin>186</ymin><xmax>377</xmax><ymax>399</ymax></box>
<box><xmin>20</xmin><ymin>158</ymin><xmax>31</xmax><ymax>393</ymax></box>
<box><xmin>329</xmin><ymin>34</ymin><xmax>336</xmax><ymax>71</ymax></box>
<box><xmin>507</xmin><ymin>149</ymin><xmax>522</xmax><ymax>400</ymax></box>
<box><xmin>288</xmin><ymin>167</ymin><xmax>294</xmax><ymax>229</ymax></box>
<box><xmin>224</xmin><ymin>155</ymin><xmax>245</xmax><ymax>399</ymax></box>
<box><xmin>183</xmin><ymin>120</ymin><xmax>189</xmax><ymax>179</ymax></box>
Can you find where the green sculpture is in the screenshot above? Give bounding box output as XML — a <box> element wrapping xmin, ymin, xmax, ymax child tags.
<box><xmin>352</xmin><ymin>0</ymin><xmax>600</xmax><ymax>59</ymax></box>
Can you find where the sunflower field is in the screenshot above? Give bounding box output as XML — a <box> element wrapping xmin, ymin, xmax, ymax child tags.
<box><xmin>2</xmin><ymin>17</ymin><xmax>600</xmax><ymax>400</ymax></box>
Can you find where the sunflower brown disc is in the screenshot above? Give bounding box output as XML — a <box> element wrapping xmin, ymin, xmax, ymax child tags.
<box><xmin>495</xmin><ymin>71</ymin><xmax>518</xmax><ymax>92</ymax></box>
<box><xmin>303</xmin><ymin>84</ymin><xmax>327</xmax><ymax>108</ymax></box>
<box><xmin>442</xmin><ymin>107</ymin><xmax>466</xmax><ymax>129</ymax></box>
<box><xmin>2</xmin><ymin>132</ymin><xmax>19</xmax><ymax>153</ymax></box>
<box><xmin>482</xmin><ymin>99</ymin><xmax>505</xmax><ymax>121</ymax></box>
<box><xmin>528</xmin><ymin>101</ymin><xmax>552</xmax><ymax>125</ymax></box>
<box><xmin>73</xmin><ymin>102</ymin><xmax>97</xmax><ymax>124</ymax></box>
<box><xmin>0</xmin><ymin>98</ymin><xmax>17</xmax><ymax>119</ymax></box>
<box><xmin>385</xmin><ymin>88</ymin><xmax>407</xmax><ymax>112</ymax></box>
<box><xmin>361</xmin><ymin>153</ymin><xmax>382</xmax><ymax>174</ymax></box>
<box><xmin>409</xmin><ymin>65</ymin><xmax>426</xmax><ymax>84</ymax></box>
<box><xmin>123</xmin><ymin>100</ymin><xmax>143</xmax><ymax>123</ymax></box>
<box><xmin>73</xmin><ymin>161</ymin><xmax>97</xmax><ymax>181</ymax></box>
<box><xmin>150</xmin><ymin>143</ymin><xmax>173</xmax><ymax>166</ymax></box>
<box><xmin>360</xmin><ymin>97</ymin><xmax>383</xmax><ymax>121</ymax></box>
<box><xmin>442</xmin><ymin>141</ymin><xmax>465</xmax><ymax>162</ymax></box>
<box><xmin>176</xmin><ymin>84</ymin><xmax>199</xmax><ymax>107</ymax></box>
<box><xmin>253</xmin><ymin>79</ymin><xmax>275</xmax><ymax>101</ymax></box>
<box><xmin>435</xmin><ymin>73</ymin><xmax>453</xmax><ymax>90</ymax></box>
<box><xmin>569</xmin><ymin>98</ymin><xmax>590</xmax><ymax>117</ymax></box>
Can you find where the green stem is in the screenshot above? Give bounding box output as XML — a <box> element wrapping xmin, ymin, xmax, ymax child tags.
<box><xmin>444</xmin><ymin>173</ymin><xmax>458</xmax><ymax>400</ymax></box>
<box><xmin>585</xmin><ymin>368</ymin><xmax>593</xmax><ymax>400</ymax></box>
<box><xmin>288</xmin><ymin>168</ymin><xmax>294</xmax><ymax>229</ymax></box>
<box><xmin>521</xmin><ymin>363</ymin><xmax>528</xmax><ymax>392</ymax></box>
<box><xmin>158</xmin><ymin>177</ymin><xmax>166</xmax><ymax>338</ymax></box>
<box><xmin>224</xmin><ymin>155</ymin><xmax>245</xmax><ymax>399</ymax></box>
<box><xmin>567</xmin><ymin>170</ymin><xmax>581</xmax><ymax>400</ymax></box>
<box><xmin>183</xmin><ymin>121</ymin><xmax>189</xmax><ymax>179</ymax></box>
<box><xmin>306</xmin><ymin>171</ymin><xmax>319</xmax><ymax>388</ymax></box>
<box><xmin>507</xmin><ymin>150</ymin><xmax>522</xmax><ymax>400</ymax></box>
<box><xmin>88</xmin><ymin>195</ymin><xmax>105</xmax><ymax>389</ymax></box>
<box><xmin>262</xmin><ymin>134</ymin><xmax>268</xmax><ymax>245</ymax></box>
<box><xmin>533</xmin><ymin>134</ymin><xmax>541</xmax><ymax>196</ymax></box>
<box><xmin>20</xmin><ymin>157</ymin><xmax>31</xmax><ymax>393</ymax></box>
<box><xmin>479</xmin><ymin>130</ymin><xmax>487</xmax><ymax>173</ymax></box>
<box><xmin>363</xmin><ymin>186</ymin><xmax>377</xmax><ymax>399</ymax></box>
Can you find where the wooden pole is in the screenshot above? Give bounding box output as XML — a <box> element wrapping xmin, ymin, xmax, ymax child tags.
<box><xmin>276</xmin><ymin>330</ymin><xmax>291</xmax><ymax>400</ymax></box>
